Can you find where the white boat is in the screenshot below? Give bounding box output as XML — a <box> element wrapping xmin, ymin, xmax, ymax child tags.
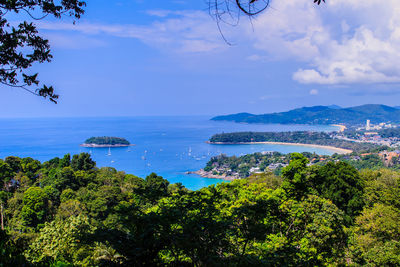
<box><xmin>107</xmin><ymin>147</ymin><xmax>111</xmax><ymax>156</ymax></box>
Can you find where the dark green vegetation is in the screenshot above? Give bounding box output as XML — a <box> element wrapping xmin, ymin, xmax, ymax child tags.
<box><xmin>204</xmin><ymin>151</ymin><xmax>397</xmax><ymax>179</ymax></box>
<box><xmin>212</xmin><ymin>104</ymin><xmax>400</xmax><ymax>125</ymax></box>
<box><xmin>1</xmin><ymin>153</ymin><xmax>400</xmax><ymax>266</ymax></box>
<box><xmin>209</xmin><ymin>131</ymin><xmax>381</xmax><ymax>153</ymax></box>
<box><xmin>83</xmin><ymin>137</ymin><xmax>130</xmax><ymax>146</ymax></box>
<box><xmin>0</xmin><ymin>0</ymin><xmax>86</xmax><ymax>103</ymax></box>
<box><xmin>379</xmin><ymin>127</ymin><xmax>400</xmax><ymax>138</ymax></box>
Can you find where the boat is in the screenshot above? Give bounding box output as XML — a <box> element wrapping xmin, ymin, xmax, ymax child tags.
<box><xmin>107</xmin><ymin>147</ymin><xmax>111</xmax><ymax>156</ymax></box>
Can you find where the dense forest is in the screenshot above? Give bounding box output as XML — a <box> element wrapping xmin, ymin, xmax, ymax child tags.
<box><xmin>1</xmin><ymin>153</ymin><xmax>400</xmax><ymax>266</ymax></box>
<box><xmin>203</xmin><ymin>151</ymin><xmax>395</xmax><ymax>178</ymax></box>
<box><xmin>212</xmin><ymin>104</ymin><xmax>400</xmax><ymax>125</ymax></box>
<box><xmin>83</xmin><ymin>137</ymin><xmax>130</xmax><ymax>146</ymax></box>
<box><xmin>209</xmin><ymin>131</ymin><xmax>381</xmax><ymax>153</ymax></box>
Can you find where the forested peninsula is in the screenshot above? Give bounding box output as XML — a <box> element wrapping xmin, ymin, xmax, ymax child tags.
<box><xmin>81</xmin><ymin>136</ymin><xmax>132</xmax><ymax>147</ymax></box>
<box><xmin>1</xmin><ymin>153</ymin><xmax>400</xmax><ymax>266</ymax></box>
<box><xmin>209</xmin><ymin>131</ymin><xmax>382</xmax><ymax>153</ymax></box>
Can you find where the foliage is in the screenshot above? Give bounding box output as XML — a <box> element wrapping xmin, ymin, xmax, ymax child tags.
<box><xmin>209</xmin><ymin>131</ymin><xmax>379</xmax><ymax>153</ymax></box>
<box><xmin>0</xmin><ymin>153</ymin><xmax>399</xmax><ymax>265</ymax></box>
<box><xmin>0</xmin><ymin>0</ymin><xmax>86</xmax><ymax>103</ymax></box>
<box><xmin>84</xmin><ymin>137</ymin><xmax>130</xmax><ymax>146</ymax></box>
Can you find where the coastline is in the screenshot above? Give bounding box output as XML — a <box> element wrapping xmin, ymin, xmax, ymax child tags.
<box><xmin>207</xmin><ymin>141</ymin><xmax>352</xmax><ymax>154</ymax></box>
<box><xmin>80</xmin><ymin>144</ymin><xmax>135</xmax><ymax>148</ymax></box>
<box><xmin>187</xmin><ymin>169</ymin><xmax>238</xmax><ymax>181</ymax></box>
<box><xmin>331</xmin><ymin>124</ymin><xmax>347</xmax><ymax>132</ymax></box>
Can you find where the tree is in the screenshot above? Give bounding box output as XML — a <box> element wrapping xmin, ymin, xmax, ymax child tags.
<box><xmin>350</xmin><ymin>204</ymin><xmax>400</xmax><ymax>265</ymax></box>
<box><xmin>20</xmin><ymin>186</ymin><xmax>49</xmax><ymax>228</ymax></box>
<box><xmin>309</xmin><ymin>161</ymin><xmax>364</xmax><ymax>224</ymax></box>
<box><xmin>0</xmin><ymin>0</ymin><xmax>86</xmax><ymax>103</ymax></box>
<box><xmin>281</xmin><ymin>153</ymin><xmax>310</xmax><ymax>199</ymax></box>
<box><xmin>71</xmin><ymin>153</ymin><xmax>96</xmax><ymax>171</ymax></box>
<box><xmin>25</xmin><ymin>215</ymin><xmax>96</xmax><ymax>265</ymax></box>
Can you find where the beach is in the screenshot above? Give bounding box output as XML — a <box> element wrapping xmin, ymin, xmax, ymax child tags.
<box><xmin>207</xmin><ymin>141</ymin><xmax>353</xmax><ymax>154</ymax></box>
<box><xmin>332</xmin><ymin>124</ymin><xmax>347</xmax><ymax>132</ymax></box>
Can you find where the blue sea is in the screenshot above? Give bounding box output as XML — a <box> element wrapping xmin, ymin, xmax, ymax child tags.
<box><xmin>0</xmin><ymin>116</ymin><xmax>338</xmax><ymax>190</ymax></box>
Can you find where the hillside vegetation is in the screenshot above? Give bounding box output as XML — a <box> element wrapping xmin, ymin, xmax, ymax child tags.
<box><xmin>1</xmin><ymin>153</ymin><xmax>400</xmax><ymax>266</ymax></box>
<box><xmin>209</xmin><ymin>131</ymin><xmax>381</xmax><ymax>153</ymax></box>
<box><xmin>212</xmin><ymin>104</ymin><xmax>400</xmax><ymax>125</ymax></box>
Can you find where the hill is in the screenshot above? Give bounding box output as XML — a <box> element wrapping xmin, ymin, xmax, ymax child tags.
<box><xmin>212</xmin><ymin>104</ymin><xmax>400</xmax><ymax>125</ymax></box>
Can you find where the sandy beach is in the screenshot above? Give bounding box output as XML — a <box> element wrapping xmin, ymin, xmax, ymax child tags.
<box><xmin>207</xmin><ymin>141</ymin><xmax>352</xmax><ymax>154</ymax></box>
<box><xmin>331</xmin><ymin>124</ymin><xmax>347</xmax><ymax>132</ymax></box>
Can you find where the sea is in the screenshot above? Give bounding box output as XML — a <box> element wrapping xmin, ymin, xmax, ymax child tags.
<box><xmin>0</xmin><ymin>116</ymin><xmax>338</xmax><ymax>190</ymax></box>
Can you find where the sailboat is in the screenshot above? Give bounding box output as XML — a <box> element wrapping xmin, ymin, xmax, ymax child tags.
<box><xmin>107</xmin><ymin>146</ymin><xmax>111</xmax><ymax>156</ymax></box>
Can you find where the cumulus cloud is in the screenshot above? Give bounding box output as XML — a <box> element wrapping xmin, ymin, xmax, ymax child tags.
<box><xmin>38</xmin><ymin>0</ymin><xmax>400</xmax><ymax>85</ymax></box>
<box><xmin>248</xmin><ymin>0</ymin><xmax>400</xmax><ymax>85</ymax></box>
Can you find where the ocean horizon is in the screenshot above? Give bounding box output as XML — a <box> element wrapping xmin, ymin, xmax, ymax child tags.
<box><xmin>0</xmin><ymin>116</ymin><xmax>338</xmax><ymax>190</ymax></box>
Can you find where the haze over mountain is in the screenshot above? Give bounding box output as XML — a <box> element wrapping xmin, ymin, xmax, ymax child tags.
<box><xmin>212</xmin><ymin>104</ymin><xmax>400</xmax><ymax>125</ymax></box>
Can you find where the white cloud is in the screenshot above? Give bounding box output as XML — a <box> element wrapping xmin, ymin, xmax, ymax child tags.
<box><xmin>38</xmin><ymin>11</ymin><xmax>226</xmax><ymax>53</ymax></box>
<box><xmin>309</xmin><ymin>89</ymin><xmax>319</xmax><ymax>95</ymax></box>
<box><xmin>37</xmin><ymin>0</ymin><xmax>400</xmax><ymax>85</ymax></box>
<box><xmin>248</xmin><ymin>0</ymin><xmax>400</xmax><ymax>84</ymax></box>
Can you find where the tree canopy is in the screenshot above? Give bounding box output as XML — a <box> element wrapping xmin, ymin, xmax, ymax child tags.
<box><xmin>0</xmin><ymin>0</ymin><xmax>86</xmax><ymax>103</ymax></box>
<box><xmin>1</xmin><ymin>152</ymin><xmax>399</xmax><ymax>265</ymax></box>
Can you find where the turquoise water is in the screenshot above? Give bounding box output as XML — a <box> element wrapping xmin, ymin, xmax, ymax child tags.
<box><xmin>0</xmin><ymin>116</ymin><xmax>337</xmax><ymax>190</ymax></box>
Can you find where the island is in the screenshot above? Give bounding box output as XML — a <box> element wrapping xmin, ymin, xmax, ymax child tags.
<box><xmin>80</xmin><ymin>136</ymin><xmax>133</xmax><ymax>147</ymax></box>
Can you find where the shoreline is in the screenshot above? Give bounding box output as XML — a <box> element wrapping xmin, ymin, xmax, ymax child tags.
<box><xmin>80</xmin><ymin>144</ymin><xmax>136</xmax><ymax>148</ymax></box>
<box><xmin>331</xmin><ymin>124</ymin><xmax>347</xmax><ymax>132</ymax></box>
<box><xmin>187</xmin><ymin>169</ymin><xmax>238</xmax><ymax>181</ymax></box>
<box><xmin>206</xmin><ymin>141</ymin><xmax>352</xmax><ymax>154</ymax></box>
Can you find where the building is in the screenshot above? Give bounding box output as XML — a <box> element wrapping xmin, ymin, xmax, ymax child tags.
<box><xmin>366</xmin><ymin>119</ymin><xmax>371</xmax><ymax>130</ymax></box>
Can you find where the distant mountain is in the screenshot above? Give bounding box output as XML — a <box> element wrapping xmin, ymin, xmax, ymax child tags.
<box><xmin>211</xmin><ymin>104</ymin><xmax>400</xmax><ymax>125</ymax></box>
<box><xmin>394</xmin><ymin>106</ymin><xmax>400</xmax><ymax>110</ymax></box>
<box><xmin>327</xmin><ymin>105</ymin><xmax>342</xmax><ymax>109</ymax></box>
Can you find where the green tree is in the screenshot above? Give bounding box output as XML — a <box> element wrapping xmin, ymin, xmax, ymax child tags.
<box><xmin>21</xmin><ymin>186</ymin><xmax>49</xmax><ymax>228</ymax></box>
<box><xmin>142</xmin><ymin>173</ymin><xmax>170</xmax><ymax>203</ymax></box>
<box><xmin>26</xmin><ymin>215</ymin><xmax>96</xmax><ymax>265</ymax></box>
<box><xmin>281</xmin><ymin>153</ymin><xmax>310</xmax><ymax>199</ymax></box>
<box><xmin>0</xmin><ymin>160</ymin><xmax>13</xmax><ymax>188</ymax></box>
<box><xmin>350</xmin><ymin>204</ymin><xmax>400</xmax><ymax>265</ymax></box>
<box><xmin>71</xmin><ymin>153</ymin><xmax>96</xmax><ymax>171</ymax></box>
<box><xmin>59</xmin><ymin>154</ymin><xmax>71</xmax><ymax>168</ymax></box>
<box><xmin>4</xmin><ymin>156</ymin><xmax>22</xmax><ymax>173</ymax></box>
<box><xmin>0</xmin><ymin>0</ymin><xmax>85</xmax><ymax>102</ymax></box>
<box><xmin>309</xmin><ymin>161</ymin><xmax>364</xmax><ymax>224</ymax></box>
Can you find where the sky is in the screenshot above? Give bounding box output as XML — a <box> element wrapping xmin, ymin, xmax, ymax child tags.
<box><xmin>1</xmin><ymin>0</ymin><xmax>400</xmax><ymax>117</ymax></box>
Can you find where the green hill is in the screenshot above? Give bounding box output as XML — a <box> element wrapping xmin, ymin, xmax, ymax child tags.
<box><xmin>212</xmin><ymin>104</ymin><xmax>400</xmax><ymax>125</ymax></box>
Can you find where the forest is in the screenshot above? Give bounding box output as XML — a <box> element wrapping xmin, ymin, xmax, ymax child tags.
<box><xmin>209</xmin><ymin>131</ymin><xmax>382</xmax><ymax>153</ymax></box>
<box><xmin>1</xmin><ymin>153</ymin><xmax>400</xmax><ymax>266</ymax></box>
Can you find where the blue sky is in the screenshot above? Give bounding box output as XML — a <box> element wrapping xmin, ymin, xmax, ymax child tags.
<box><xmin>1</xmin><ymin>0</ymin><xmax>400</xmax><ymax>117</ymax></box>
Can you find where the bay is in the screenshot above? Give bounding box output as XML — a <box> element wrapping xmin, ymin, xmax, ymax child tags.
<box><xmin>0</xmin><ymin>116</ymin><xmax>338</xmax><ymax>190</ymax></box>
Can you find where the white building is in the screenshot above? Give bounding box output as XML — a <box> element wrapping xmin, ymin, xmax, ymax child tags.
<box><xmin>366</xmin><ymin>119</ymin><xmax>371</xmax><ymax>130</ymax></box>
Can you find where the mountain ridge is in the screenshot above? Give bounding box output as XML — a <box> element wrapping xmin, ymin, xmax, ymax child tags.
<box><xmin>212</xmin><ymin>104</ymin><xmax>400</xmax><ymax>125</ymax></box>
